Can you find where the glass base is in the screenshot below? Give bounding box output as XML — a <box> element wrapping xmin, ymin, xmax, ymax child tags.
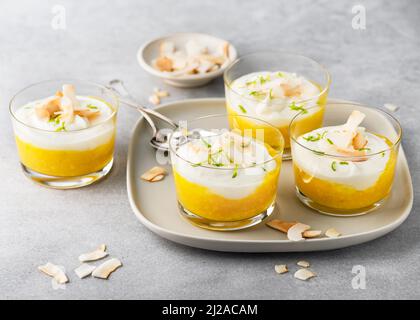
<box><xmin>21</xmin><ymin>159</ymin><xmax>113</xmax><ymax>189</ymax></box>
<box><xmin>282</xmin><ymin>148</ymin><xmax>292</xmax><ymax>160</ymax></box>
<box><xmin>295</xmin><ymin>187</ymin><xmax>387</xmax><ymax>217</ymax></box>
<box><xmin>178</xmin><ymin>201</ymin><xmax>275</xmax><ymax>231</ymax></box>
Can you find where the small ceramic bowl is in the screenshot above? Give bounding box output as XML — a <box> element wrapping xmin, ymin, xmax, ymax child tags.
<box><xmin>137</xmin><ymin>32</ymin><xmax>238</xmax><ymax>88</ymax></box>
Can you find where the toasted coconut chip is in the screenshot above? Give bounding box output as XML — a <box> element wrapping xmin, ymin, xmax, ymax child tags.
<box><xmin>160</xmin><ymin>41</ymin><xmax>175</xmax><ymax>56</ymax></box>
<box><xmin>352</xmin><ymin>131</ymin><xmax>368</xmax><ymax>150</ymax></box>
<box><xmin>141</xmin><ymin>166</ymin><xmax>167</xmax><ymax>182</ymax></box>
<box><xmin>59</xmin><ymin>97</ymin><xmax>75</xmax><ymax>123</ymax></box>
<box><xmin>266</xmin><ymin>220</ymin><xmax>297</xmax><ymax>233</ymax></box>
<box><xmin>325</xmin><ymin>228</ymin><xmax>341</xmax><ymax>238</ymax></box>
<box><xmin>198</xmin><ymin>54</ymin><xmax>225</xmax><ymax>65</ymax></box>
<box><xmin>38</xmin><ymin>262</ymin><xmax>69</xmax><ymax>284</ymax></box>
<box><xmin>155</xmin><ymin>56</ymin><xmax>173</xmax><ymax>72</ymax></box>
<box><xmin>75</xmin><ymin>263</ymin><xmax>96</xmax><ymax>279</ymax></box>
<box><xmin>148</xmin><ymin>94</ymin><xmax>160</xmax><ymax>106</ymax></box>
<box><xmin>74</xmin><ymin>109</ymin><xmax>100</xmax><ymax>121</ymax></box>
<box><xmin>303</xmin><ymin>230</ymin><xmax>322</xmax><ymax>238</ymax></box>
<box><xmin>297</xmin><ymin>260</ymin><xmax>310</xmax><ymax>268</ymax></box>
<box><xmin>197</xmin><ymin>59</ymin><xmax>216</xmax><ymax>74</ymax></box>
<box><xmin>294</xmin><ymin>268</ymin><xmax>316</xmax><ymax>281</ymax></box>
<box><xmin>280</xmin><ymin>83</ymin><xmax>302</xmax><ymax>97</ymax></box>
<box><xmin>92</xmin><ymin>258</ymin><xmax>122</xmax><ymax>279</ymax></box>
<box><xmin>287</xmin><ymin>223</ymin><xmax>310</xmax><ymax>241</ymax></box>
<box><xmin>274</xmin><ymin>264</ymin><xmax>288</xmax><ymax>274</ymax></box>
<box><xmin>384</xmin><ymin>103</ymin><xmax>399</xmax><ymax>112</ymax></box>
<box><xmin>62</xmin><ymin>84</ymin><xmax>80</xmax><ymax>109</ymax></box>
<box><xmin>221</xmin><ymin>41</ymin><xmax>230</xmax><ymax>58</ymax></box>
<box><xmin>153</xmin><ymin>88</ymin><xmax>170</xmax><ymax>98</ymax></box>
<box><xmin>345</xmin><ymin>110</ymin><xmax>365</xmax><ymax>133</ymax></box>
<box><xmin>35</xmin><ymin>96</ymin><xmax>61</xmax><ymax>121</ymax></box>
<box><xmin>79</xmin><ymin>244</ymin><xmax>108</xmax><ymax>262</ymax></box>
<box><xmin>185</xmin><ymin>40</ymin><xmax>208</xmax><ymax>57</ymax></box>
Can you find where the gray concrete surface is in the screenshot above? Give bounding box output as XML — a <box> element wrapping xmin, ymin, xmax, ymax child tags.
<box><xmin>0</xmin><ymin>0</ymin><xmax>419</xmax><ymax>299</ymax></box>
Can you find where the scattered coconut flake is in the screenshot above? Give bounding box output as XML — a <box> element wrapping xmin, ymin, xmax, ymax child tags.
<box><xmin>294</xmin><ymin>268</ymin><xmax>316</xmax><ymax>281</ymax></box>
<box><xmin>303</xmin><ymin>230</ymin><xmax>322</xmax><ymax>238</ymax></box>
<box><xmin>297</xmin><ymin>260</ymin><xmax>310</xmax><ymax>268</ymax></box>
<box><xmin>384</xmin><ymin>103</ymin><xmax>399</xmax><ymax>112</ymax></box>
<box><xmin>153</xmin><ymin>87</ymin><xmax>170</xmax><ymax>98</ymax></box>
<box><xmin>325</xmin><ymin>228</ymin><xmax>341</xmax><ymax>238</ymax></box>
<box><xmin>74</xmin><ymin>263</ymin><xmax>96</xmax><ymax>279</ymax></box>
<box><xmin>92</xmin><ymin>258</ymin><xmax>122</xmax><ymax>279</ymax></box>
<box><xmin>287</xmin><ymin>223</ymin><xmax>311</xmax><ymax>241</ymax></box>
<box><xmin>148</xmin><ymin>94</ymin><xmax>160</xmax><ymax>106</ymax></box>
<box><xmin>38</xmin><ymin>262</ymin><xmax>69</xmax><ymax>284</ymax></box>
<box><xmin>274</xmin><ymin>264</ymin><xmax>288</xmax><ymax>274</ymax></box>
<box><xmin>141</xmin><ymin>166</ymin><xmax>167</xmax><ymax>182</ymax></box>
<box><xmin>78</xmin><ymin>244</ymin><xmax>108</xmax><ymax>262</ymax></box>
<box><xmin>266</xmin><ymin>220</ymin><xmax>297</xmax><ymax>233</ymax></box>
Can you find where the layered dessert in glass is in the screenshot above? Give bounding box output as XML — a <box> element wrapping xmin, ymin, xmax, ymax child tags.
<box><xmin>169</xmin><ymin>114</ymin><xmax>284</xmax><ymax>230</ymax></box>
<box><xmin>9</xmin><ymin>80</ymin><xmax>118</xmax><ymax>189</ymax></box>
<box><xmin>224</xmin><ymin>51</ymin><xmax>330</xmax><ymax>158</ymax></box>
<box><xmin>290</xmin><ymin>105</ymin><xmax>401</xmax><ymax>216</ymax></box>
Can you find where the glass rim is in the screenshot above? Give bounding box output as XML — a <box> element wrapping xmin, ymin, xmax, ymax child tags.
<box><xmin>223</xmin><ymin>50</ymin><xmax>331</xmax><ymax>104</ymax></box>
<box><xmin>9</xmin><ymin>78</ymin><xmax>119</xmax><ymax>133</ymax></box>
<box><xmin>168</xmin><ymin>113</ymin><xmax>284</xmax><ymax>170</ymax></box>
<box><xmin>289</xmin><ymin>103</ymin><xmax>403</xmax><ymax>159</ymax></box>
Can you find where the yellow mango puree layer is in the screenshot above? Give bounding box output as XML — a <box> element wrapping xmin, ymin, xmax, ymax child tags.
<box><xmin>15</xmin><ymin>135</ymin><xmax>115</xmax><ymax>177</ymax></box>
<box><xmin>173</xmin><ymin>164</ymin><xmax>281</xmax><ymax>222</ymax></box>
<box><xmin>226</xmin><ymin>87</ymin><xmax>328</xmax><ymax>149</ymax></box>
<box><xmin>294</xmin><ymin>151</ymin><xmax>397</xmax><ymax>211</ymax></box>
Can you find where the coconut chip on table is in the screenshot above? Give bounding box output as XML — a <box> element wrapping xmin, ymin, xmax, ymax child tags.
<box><xmin>266</xmin><ymin>219</ymin><xmax>323</xmax><ymax>240</ymax></box>
<box><xmin>141</xmin><ymin>166</ymin><xmax>167</xmax><ymax>182</ymax></box>
<box><xmin>153</xmin><ymin>39</ymin><xmax>230</xmax><ymax>76</ymax></box>
<box><xmin>148</xmin><ymin>87</ymin><xmax>170</xmax><ymax>106</ymax></box>
<box><xmin>294</xmin><ymin>268</ymin><xmax>316</xmax><ymax>281</ymax></box>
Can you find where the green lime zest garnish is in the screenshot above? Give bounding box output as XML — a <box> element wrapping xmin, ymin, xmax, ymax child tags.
<box><xmin>358</xmin><ymin>147</ymin><xmax>371</xmax><ymax>151</ymax></box>
<box><xmin>331</xmin><ymin>161</ymin><xmax>337</xmax><ymax>171</ymax></box>
<box><xmin>87</xmin><ymin>104</ymin><xmax>98</xmax><ymax>110</ymax></box>
<box><xmin>55</xmin><ymin>122</ymin><xmax>66</xmax><ymax>132</ymax></box>
<box><xmin>327</xmin><ymin>138</ymin><xmax>334</xmax><ymax>145</ymax></box>
<box><xmin>289</xmin><ymin>102</ymin><xmax>308</xmax><ymax>114</ymax></box>
<box><xmin>232</xmin><ymin>164</ymin><xmax>239</xmax><ymax>178</ymax></box>
<box><xmin>277</xmin><ymin>72</ymin><xmax>284</xmax><ymax>77</ymax></box>
<box><xmin>303</xmin><ymin>133</ymin><xmax>322</xmax><ymax>142</ymax></box>
<box><xmin>313</xmin><ymin>150</ymin><xmax>325</xmax><ymax>156</ymax></box>
<box><xmin>339</xmin><ymin>161</ymin><xmax>349</xmax><ymax>165</ymax></box>
<box><xmin>201</xmin><ymin>137</ymin><xmax>211</xmax><ymax>148</ymax></box>
<box><xmin>238</xmin><ymin>104</ymin><xmax>247</xmax><ymax>113</ymax></box>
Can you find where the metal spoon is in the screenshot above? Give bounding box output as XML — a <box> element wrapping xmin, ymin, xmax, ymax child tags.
<box><xmin>105</xmin><ymin>79</ymin><xmax>178</xmax><ymax>151</ymax></box>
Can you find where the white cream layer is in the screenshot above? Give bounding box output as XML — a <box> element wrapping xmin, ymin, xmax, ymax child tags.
<box><xmin>292</xmin><ymin>126</ymin><xmax>391</xmax><ymax>190</ymax></box>
<box><xmin>171</xmin><ymin>130</ymin><xmax>277</xmax><ymax>199</ymax></box>
<box><xmin>226</xmin><ymin>71</ymin><xmax>321</xmax><ymax>127</ymax></box>
<box><xmin>13</xmin><ymin>96</ymin><xmax>115</xmax><ymax>150</ymax></box>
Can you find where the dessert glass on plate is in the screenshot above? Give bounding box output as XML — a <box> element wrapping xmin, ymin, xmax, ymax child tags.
<box><xmin>9</xmin><ymin>80</ymin><xmax>119</xmax><ymax>189</ymax></box>
<box><xmin>290</xmin><ymin>104</ymin><xmax>402</xmax><ymax>216</ymax></box>
<box><xmin>224</xmin><ymin>51</ymin><xmax>330</xmax><ymax>159</ymax></box>
<box><xmin>169</xmin><ymin>114</ymin><xmax>284</xmax><ymax>231</ymax></box>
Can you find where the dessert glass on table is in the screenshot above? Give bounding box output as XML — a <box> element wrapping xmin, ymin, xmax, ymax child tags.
<box><xmin>290</xmin><ymin>104</ymin><xmax>402</xmax><ymax>216</ymax></box>
<box><xmin>224</xmin><ymin>51</ymin><xmax>330</xmax><ymax>159</ymax></box>
<box><xmin>9</xmin><ymin>80</ymin><xmax>119</xmax><ymax>189</ymax></box>
<box><xmin>169</xmin><ymin>114</ymin><xmax>284</xmax><ymax>231</ymax></box>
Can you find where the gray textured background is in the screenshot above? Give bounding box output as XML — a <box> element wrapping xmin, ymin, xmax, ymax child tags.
<box><xmin>0</xmin><ymin>0</ymin><xmax>419</xmax><ymax>299</ymax></box>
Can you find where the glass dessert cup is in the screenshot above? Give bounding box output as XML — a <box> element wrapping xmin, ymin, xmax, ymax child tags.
<box><xmin>9</xmin><ymin>80</ymin><xmax>119</xmax><ymax>189</ymax></box>
<box><xmin>290</xmin><ymin>104</ymin><xmax>402</xmax><ymax>216</ymax></box>
<box><xmin>169</xmin><ymin>114</ymin><xmax>284</xmax><ymax>231</ymax></box>
<box><xmin>224</xmin><ymin>51</ymin><xmax>330</xmax><ymax>160</ymax></box>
